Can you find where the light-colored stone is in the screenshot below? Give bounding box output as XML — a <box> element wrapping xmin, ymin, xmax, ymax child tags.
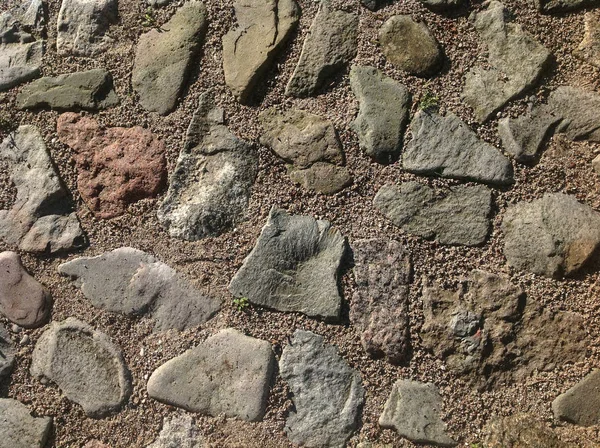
<box><xmin>483</xmin><ymin>413</ymin><xmax>567</xmax><ymax>448</ymax></box>
<box><xmin>147</xmin><ymin>415</ymin><xmax>204</xmax><ymax>448</ymax></box>
<box><xmin>553</xmin><ymin>370</ymin><xmax>600</xmax><ymax>426</ymax></box>
<box><xmin>0</xmin><ymin>398</ymin><xmax>52</xmax><ymax>448</ymax></box>
<box><xmin>574</xmin><ymin>12</ymin><xmax>600</xmax><ymax>68</ymax></box>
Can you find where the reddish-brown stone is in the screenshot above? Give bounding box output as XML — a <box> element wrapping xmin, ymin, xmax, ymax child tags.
<box><xmin>57</xmin><ymin>113</ymin><xmax>167</xmax><ymax>219</ymax></box>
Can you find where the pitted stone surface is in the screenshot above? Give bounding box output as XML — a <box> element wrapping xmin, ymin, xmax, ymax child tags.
<box><xmin>17</xmin><ymin>69</ymin><xmax>119</xmax><ymax>111</ymax></box>
<box><xmin>536</xmin><ymin>0</ymin><xmax>600</xmax><ymax>12</ymax></box>
<box><xmin>349</xmin><ymin>65</ymin><xmax>411</xmax><ymax>163</ymax></box>
<box><xmin>0</xmin><ymin>398</ymin><xmax>52</xmax><ymax>448</ymax></box>
<box><xmin>31</xmin><ymin>318</ymin><xmax>132</xmax><ymax>418</ymax></box>
<box><xmin>0</xmin><ymin>251</ymin><xmax>50</xmax><ymax>328</ymax></box>
<box><xmin>57</xmin><ymin>112</ymin><xmax>167</xmax><ymax>219</ymax></box>
<box><xmin>279</xmin><ymin>330</ymin><xmax>365</xmax><ymax>448</ymax></box>
<box><xmin>132</xmin><ymin>1</ymin><xmax>208</xmax><ymax>115</ymax></box>
<box><xmin>0</xmin><ymin>324</ymin><xmax>15</xmax><ymax>379</ymax></box>
<box><xmin>350</xmin><ymin>239</ymin><xmax>411</xmax><ymax>364</ymax></box>
<box><xmin>58</xmin><ymin>247</ymin><xmax>221</xmax><ymax>331</ymax></box>
<box><xmin>147</xmin><ymin>329</ymin><xmax>275</xmax><ymax>422</ymax></box>
<box><xmin>285</xmin><ymin>1</ymin><xmax>358</xmax><ymax>97</ymax></box>
<box><xmin>552</xmin><ymin>370</ymin><xmax>600</xmax><ymax>426</ymax></box>
<box><xmin>57</xmin><ymin>0</ymin><xmax>117</xmax><ymax>56</ymax></box>
<box><xmin>0</xmin><ymin>125</ymin><xmax>84</xmax><ymax>253</ymax></box>
<box><xmin>223</xmin><ymin>0</ymin><xmax>299</xmax><ymax>103</ymax></box>
<box><xmin>147</xmin><ymin>415</ymin><xmax>204</xmax><ymax>448</ymax></box>
<box><xmin>502</xmin><ymin>193</ymin><xmax>600</xmax><ymax>277</ymax></box>
<box><xmin>483</xmin><ymin>413</ymin><xmax>567</xmax><ymax>448</ymax></box>
<box><xmin>157</xmin><ymin>92</ymin><xmax>258</xmax><ymax>240</ymax></box>
<box><xmin>403</xmin><ymin>110</ymin><xmax>514</xmax><ymax>185</ymax></box>
<box><xmin>379</xmin><ymin>380</ymin><xmax>456</xmax><ymax>447</ymax></box>
<box><xmin>5</xmin><ymin>0</ymin><xmax>46</xmax><ymax>31</ymax></box>
<box><xmin>462</xmin><ymin>1</ymin><xmax>551</xmax><ymax>122</ymax></box>
<box><xmin>229</xmin><ymin>207</ymin><xmax>346</xmax><ymax>319</ymax></box>
<box><xmin>374</xmin><ymin>182</ymin><xmax>492</xmax><ymax>246</ymax></box>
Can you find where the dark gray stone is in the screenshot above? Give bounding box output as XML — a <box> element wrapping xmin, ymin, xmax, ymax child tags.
<box><xmin>360</xmin><ymin>0</ymin><xmax>384</xmax><ymax>10</ymax></box>
<box><xmin>223</xmin><ymin>0</ymin><xmax>299</xmax><ymax>103</ymax></box>
<box><xmin>350</xmin><ymin>239</ymin><xmax>411</xmax><ymax>364</ymax></box>
<box><xmin>483</xmin><ymin>414</ymin><xmax>568</xmax><ymax>448</ymax></box>
<box><xmin>229</xmin><ymin>207</ymin><xmax>346</xmax><ymax>319</ymax></box>
<box><xmin>279</xmin><ymin>330</ymin><xmax>364</xmax><ymax>448</ymax></box>
<box><xmin>58</xmin><ymin>247</ymin><xmax>221</xmax><ymax>332</ymax></box>
<box><xmin>30</xmin><ymin>318</ymin><xmax>132</xmax><ymax>418</ymax></box>
<box><xmin>0</xmin><ymin>324</ymin><xmax>15</xmax><ymax>379</ymax></box>
<box><xmin>374</xmin><ymin>182</ymin><xmax>492</xmax><ymax>246</ymax></box>
<box><xmin>17</xmin><ymin>69</ymin><xmax>119</xmax><ymax>111</ymax></box>
<box><xmin>379</xmin><ymin>380</ymin><xmax>456</xmax><ymax>447</ymax></box>
<box><xmin>285</xmin><ymin>1</ymin><xmax>358</xmax><ymax>97</ymax></box>
<box><xmin>349</xmin><ymin>65</ymin><xmax>411</xmax><ymax>163</ymax></box>
<box><xmin>502</xmin><ymin>193</ymin><xmax>600</xmax><ymax>277</ymax></box>
<box><xmin>499</xmin><ymin>86</ymin><xmax>600</xmax><ymax>163</ymax></box>
<box><xmin>0</xmin><ymin>399</ymin><xmax>52</xmax><ymax>448</ymax></box>
<box><xmin>0</xmin><ymin>125</ymin><xmax>84</xmax><ymax>254</ymax></box>
<box><xmin>132</xmin><ymin>1</ymin><xmax>208</xmax><ymax>115</ymax></box>
<box><xmin>157</xmin><ymin>92</ymin><xmax>258</xmax><ymax>240</ymax></box>
<box><xmin>536</xmin><ymin>0</ymin><xmax>600</xmax><ymax>12</ymax></box>
<box><xmin>418</xmin><ymin>0</ymin><xmax>466</xmax><ymax>10</ymax></box>
<box><xmin>403</xmin><ymin>110</ymin><xmax>513</xmax><ymax>185</ymax></box>
<box><xmin>552</xmin><ymin>371</ymin><xmax>600</xmax><ymax>426</ymax></box>
<box><xmin>147</xmin><ymin>415</ymin><xmax>204</xmax><ymax>448</ymax></box>
<box><xmin>379</xmin><ymin>15</ymin><xmax>442</xmax><ymax>76</ymax></box>
<box><xmin>462</xmin><ymin>1</ymin><xmax>551</xmax><ymax>122</ymax></box>
<box><xmin>147</xmin><ymin>329</ymin><xmax>275</xmax><ymax>422</ymax></box>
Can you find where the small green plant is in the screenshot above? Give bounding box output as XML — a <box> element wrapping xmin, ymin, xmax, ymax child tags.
<box><xmin>233</xmin><ymin>297</ymin><xmax>249</xmax><ymax>311</ymax></box>
<box><xmin>419</xmin><ymin>89</ymin><xmax>440</xmax><ymax>112</ymax></box>
<box><xmin>142</xmin><ymin>8</ymin><xmax>160</xmax><ymax>29</ymax></box>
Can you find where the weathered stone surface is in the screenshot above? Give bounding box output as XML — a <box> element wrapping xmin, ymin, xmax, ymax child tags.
<box><xmin>536</xmin><ymin>0</ymin><xmax>600</xmax><ymax>12</ymax></box>
<box><xmin>147</xmin><ymin>329</ymin><xmax>275</xmax><ymax>421</ymax></box>
<box><xmin>147</xmin><ymin>0</ymin><xmax>172</xmax><ymax>6</ymax></box>
<box><xmin>499</xmin><ymin>86</ymin><xmax>600</xmax><ymax>163</ymax></box>
<box><xmin>157</xmin><ymin>92</ymin><xmax>257</xmax><ymax>240</ymax></box>
<box><xmin>360</xmin><ymin>0</ymin><xmax>385</xmax><ymax>10</ymax></box>
<box><xmin>502</xmin><ymin>193</ymin><xmax>600</xmax><ymax>277</ymax></box>
<box><xmin>147</xmin><ymin>415</ymin><xmax>204</xmax><ymax>448</ymax></box>
<box><xmin>349</xmin><ymin>65</ymin><xmax>411</xmax><ymax>163</ymax></box>
<box><xmin>379</xmin><ymin>15</ymin><xmax>442</xmax><ymax>76</ymax></box>
<box><xmin>57</xmin><ymin>0</ymin><xmax>117</xmax><ymax>56</ymax></box>
<box><xmin>0</xmin><ymin>324</ymin><xmax>15</xmax><ymax>378</ymax></box>
<box><xmin>379</xmin><ymin>380</ymin><xmax>456</xmax><ymax>447</ymax></box>
<box><xmin>0</xmin><ymin>251</ymin><xmax>50</xmax><ymax>328</ymax></box>
<box><xmin>483</xmin><ymin>413</ymin><xmax>568</xmax><ymax>448</ymax></box>
<box><xmin>259</xmin><ymin>108</ymin><xmax>352</xmax><ymax>194</ymax></box>
<box><xmin>280</xmin><ymin>330</ymin><xmax>364</xmax><ymax>448</ymax></box>
<box><xmin>374</xmin><ymin>182</ymin><xmax>492</xmax><ymax>246</ymax></box>
<box><xmin>17</xmin><ymin>69</ymin><xmax>119</xmax><ymax>111</ymax></box>
<box><xmin>132</xmin><ymin>1</ymin><xmax>208</xmax><ymax>115</ymax></box>
<box><xmin>418</xmin><ymin>0</ymin><xmax>466</xmax><ymax>9</ymax></box>
<box><xmin>31</xmin><ymin>318</ymin><xmax>132</xmax><ymax>418</ymax></box>
<box><xmin>223</xmin><ymin>0</ymin><xmax>299</xmax><ymax>103</ymax></box>
<box><xmin>462</xmin><ymin>1</ymin><xmax>551</xmax><ymax>122</ymax></box>
<box><xmin>552</xmin><ymin>370</ymin><xmax>600</xmax><ymax>426</ymax></box>
<box><xmin>0</xmin><ymin>398</ymin><xmax>52</xmax><ymax>448</ymax></box>
<box><xmin>285</xmin><ymin>1</ymin><xmax>358</xmax><ymax>97</ymax></box>
<box><xmin>593</xmin><ymin>154</ymin><xmax>600</xmax><ymax>174</ymax></box>
<box><xmin>57</xmin><ymin>112</ymin><xmax>167</xmax><ymax>219</ymax></box>
<box><xmin>58</xmin><ymin>247</ymin><xmax>221</xmax><ymax>331</ymax></box>
<box><xmin>6</xmin><ymin>0</ymin><xmax>46</xmax><ymax>31</ymax></box>
<box><xmin>350</xmin><ymin>239</ymin><xmax>411</xmax><ymax>364</ymax></box>
<box><xmin>0</xmin><ymin>6</ymin><xmax>45</xmax><ymax>91</ymax></box>
<box><xmin>0</xmin><ymin>125</ymin><xmax>84</xmax><ymax>253</ymax></box>
<box><xmin>574</xmin><ymin>12</ymin><xmax>600</xmax><ymax>68</ymax></box>
<box><xmin>229</xmin><ymin>207</ymin><xmax>346</xmax><ymax>319</ymax></box>
<box><xmin>403</xmin><ymin>110</ymin><xmax>513</xmax><ymax>185</ymax></box>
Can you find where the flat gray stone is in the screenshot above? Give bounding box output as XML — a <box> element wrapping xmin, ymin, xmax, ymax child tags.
<box><xmin>58</xmin><ymin>247</ymin><xmax>221</xmax><ymax>331</ymax></box>
<box><xmin>0</xmin><ymin>251</ymin><xmax>51</xmax><ymax>328</ymax></box>
<box><xmin>229</xmin><ymin>207</ymin><xmax>346</xmax><ymax>319</ymax></box>
<box><xmin>403</xmin><ymin>110</ymin><xmax>513</xmax><ymax>185</ymax></box>
<box><xmin>379</xmin><ymin>15</ymin><xmax>442</xmax><ymax>76</ymax></box>
<box><xmin>0</xmin><ymin>398</ymin><xmax>52</xmax><ymax>448</ymax></box>
<box><xmin>502</xmin><ymin>193</ymin><xmax>600</xmax><ymax>277</ymax></box>
<box><xmin>57</xmin><ymin>0</ymin><xmax>117</xmax><ymax>56</ymax></box>
<box><xmin>350</xmin><ymin>239</ymin><xmax>411</xmax><ymax>364</ymax></box>
<box><xmin>6</xmin><ymin>0</ymin><xmax>46</xmax><ymax>31</ymax></box>
<box><xmin>374</xmin><ymin>182</ymin><xmax>492</xmax><ymax>246</ymax></box>
<box><xmin>553</xmin><ymin>370</ymin><xmax>600</xmax><ymax>426</ymax></box>
<box><xmin>536</xmin><ymin>0</ymin><xmax>600</xmax><ymax>12</ymax></box>
<box><xmin>462</xmin><ymin>1</ymin><xmax>551</xmax><ymax>122</ymax></box>
<box><xmin>132</xmin><ymin>1</ymin><xmax>208</xmax><ymax>115</ymax></box>
<box><xmin>349</xmin><ymin>65</ymin><xmax>411</xmax><ymax>163</ymax></box>
<box><xmin>157</xmin><ymin>91</ymin><xmax>258</xmax><ymax>240</ymax></box>
<box><xmin>259</xmin><ymin>107</ymin><xmax>351</xmax><ymax>194</ymax></box>
<box><xmin>285</xmin><ymin>1</ymin><xmax>358</xmax><ymax>97</ymax></box>
<box><xmin>499</xmin><ymin>86</ymin><xmax>600</xmax><ymax>163</ymax></box>
<box><xmin>0</xmin><ymin>125</ymin><xmax>84</xmax><ymax>254</ymax></box>
<box><xmin>147</xmin><ymin>328</ymin><xmax>275</xmax><ymax>421</ymax></box>
<box><xmin>223</xmin><ymin>0</ymin><xmax>299</xmax><ymax>103</ymax></box>
<box><xmin>279</xmin><ymin>330</ymin><xmax>365</xmax><ymax>448</ymax></box>
<box><xmin>17</xmin><ymin>69</ymin><xmax>119</xmax><ymax>111</ymax></box>
<box><xmin>483</xmin><ymin>414</ymin><xmax>567</xmax><ymax>448</ymax></box>
<box><xmin>147</xmin><ymin>415</ymin><xmax>204</xmax><ymax>448</ymax></box>
<box><xmin>30</xmin><ymin>318</ymin><xmax>132</xmax><ymax>418</ymax></box>
<box><xmin>0</xmin><ymin>324</ymin><xmax>15</xmax><ymax>379</ymax></box>
<box><xmin>379</xmin><ymin>380</ymin><xmax>456</xmax><ymax>447</ymax></box>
